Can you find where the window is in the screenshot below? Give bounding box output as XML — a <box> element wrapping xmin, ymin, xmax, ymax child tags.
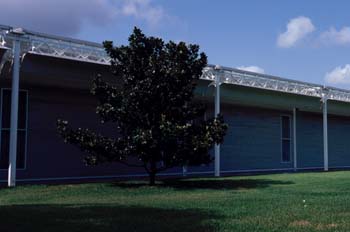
<box><xmin>0</xmin><ymin>89</ymin><xmax>28</xmax><ymax>169</ymax></box>
<box><xmin>281</xmin><ymin>116</ymin><xmax>291</xmax><ymax>162</ymax></box>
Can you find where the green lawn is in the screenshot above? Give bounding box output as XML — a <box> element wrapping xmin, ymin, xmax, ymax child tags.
<box><xmin>1</xmin><ymin>171</ymin><xmax>350</xmax><ymax>231</ymax></box>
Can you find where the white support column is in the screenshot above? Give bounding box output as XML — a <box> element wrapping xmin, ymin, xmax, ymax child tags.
<box><xmin>293</xmin><ymin>108</ymin><xmax>297</xmax><ymax>171</ymax></box>
<box><xmin>214</xmin><ymin>66</ymin><xmax>221</xmax><ymax>177</ymax></box>
<box><xmin>182</xmin><ymin>165</ymin><xmax>188</xmax><ymax>177</ymax></box>
<box><xmin>323</xmin><ymin>98</ymin><xmax>329</xmax><ymax>171</ymax></box>
<box><xmin>8</xmin><ymin>39</ymin><xmax>21</xmax><ymax>187</ymax></box>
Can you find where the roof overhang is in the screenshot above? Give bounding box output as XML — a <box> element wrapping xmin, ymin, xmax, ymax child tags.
<box><xmin>1</xmin><ymin>24</ymin><xmax>350</xmax><ymax>104</ymax></box>
<box><xmin>18</xmin><ymin>53</ymin><xmax>113</xmax><ymax>89</ymax></box>
<box><xmin>202</xmin><ymin>65</ymin><xmax>350</xmax><ymax>104</ymax></box>
<box><xmin>0</xmin><ymin>25</ymin><xmax>111</xmax><ymax>66</ymax></box>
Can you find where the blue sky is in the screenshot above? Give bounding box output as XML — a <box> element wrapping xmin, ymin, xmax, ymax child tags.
<box><xmin>1</xmin><ymin>0</ymin><xmax>350</xmax><ymax>88</ymax></box>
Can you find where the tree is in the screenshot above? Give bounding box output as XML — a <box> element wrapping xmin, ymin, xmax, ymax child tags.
<box><xmin>57</xmin><ymin>27</ymin><xmax>228</xmax><ymax>185</ymax></box>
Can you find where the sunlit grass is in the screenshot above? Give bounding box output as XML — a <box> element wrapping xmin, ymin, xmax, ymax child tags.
<box><xmin>1</xmin><ymin>171</ymin><xmax>350</xmax><ymax>231</ymax></box>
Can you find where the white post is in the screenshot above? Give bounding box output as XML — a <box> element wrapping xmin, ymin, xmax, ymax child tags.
<box><xmin>182</xmin><ymin>165</ymin><xmax>187</xmax><ymax>177</ymax></box>
<box><xmin>214</xmin><ymin>68</ymin><xmax>221</xmax><ymax>177</ymax></box>
<box><xmin>293</xmin><ymin>108</ymin><xmax>297</xmax><ymax>171</ymax></box>
<box><xmin>8</xmin><ymin>39</ymin><xmax>21</xmax><ymax>187</ymax></box>
<box><xmin>323</xmin><ymin>99</ymin><xmax>329</xmax><ymax>171</ymax></box>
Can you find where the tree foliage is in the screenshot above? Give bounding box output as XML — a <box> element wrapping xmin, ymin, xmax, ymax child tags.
<box><xmin>57</xmin><ymin>27</ymin><xmax>228</xmax><ymax>185</ymax></box>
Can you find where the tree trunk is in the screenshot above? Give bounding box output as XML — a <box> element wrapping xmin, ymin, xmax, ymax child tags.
<box><xmin>149</xmin><ymin>171</ymin><xmax>156</xmax><ymax>186</ymax></box>
<box><xmin>149</xmin><ymin>160</ymin><xmax>157</xmax><ymax>186</ymax></box>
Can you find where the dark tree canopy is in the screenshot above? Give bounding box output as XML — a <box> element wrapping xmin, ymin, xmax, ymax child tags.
<box><xmin>57</xmin><ymin>27</ymin><xmax>228</xmax><ymax>185</ymax></box>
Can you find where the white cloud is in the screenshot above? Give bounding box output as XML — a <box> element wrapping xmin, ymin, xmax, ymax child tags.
<box><xmin>325</xmin><ymin>64</ymin><xmax>350</xmax><ymax>84</ymax></box>
<box><xmin>0</xmin><ymin>0</ymin><xmax>166</xmax><ymax>36</ymax></box>
<box><xmin>237</xmin><ymin>66</ymin><xmax>265</xmax><ymax>74</ymax></box>
<box><xmin>277</xmin><ymin>16</ymin><xmax>315</xmax><ymax>48</ymax></box>
<box><xmin>121</xmin><ymin>0</ymin><xmax>165</xmax><ymax>27</ymax></box>
<box><xmin>320</xmin><ymin>27</ymin><xmax>350</xmax><ymax>45</ymax></box>
<box><xmin>0</xmin><ymin>0</ymin><xmax>116</xmax><ymax>36</ymax></box>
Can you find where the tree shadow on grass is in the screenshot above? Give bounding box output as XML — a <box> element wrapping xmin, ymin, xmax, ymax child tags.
<box><xmin>0</xmin><ymin>204</ymin><xmax>218</xmax><ymax>232</ymax></box>
<box><xmin>111</xmin><ymin>178</ymin><xmax>294</xmax><ymax>190</ymax></box>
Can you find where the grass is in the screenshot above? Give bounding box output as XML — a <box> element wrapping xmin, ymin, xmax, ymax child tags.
<box><xmin>1</xmin><ymin>171</ymin><xmax>350</xmax><ymax>231</ymax></box>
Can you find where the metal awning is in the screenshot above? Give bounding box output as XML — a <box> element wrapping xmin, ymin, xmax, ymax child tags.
<box><xmin>201</xmin><ymin>67</ymin><xmax>350</xmax><ymax>103</ymax></box>
<box><xmin>0</xmin><ymin>25</ymin><xmax>111</xmax><ymax>65</ymax></box>
<box><xmin>1</xmin><ymin>24</ymin><xmax>350</xmax><ymax>103</ymax></box>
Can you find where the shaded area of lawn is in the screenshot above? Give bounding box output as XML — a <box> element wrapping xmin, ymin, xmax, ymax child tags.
<box><xmin>2</xmin><ymin>171</ymin><xmax>350</xmax><ymax>231</ymax></box>
<box><xmin>0</xmin><ymin>204</ymin><xmax>218</xmax><ymax>232</ymax></box>
<box><xmin>111</xmin><ymin>178</ymin><xmax>294</xmax><ymax>190</ymax></box>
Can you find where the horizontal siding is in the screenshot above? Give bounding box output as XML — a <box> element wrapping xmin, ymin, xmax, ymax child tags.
<box><xmin>3</xmin><ymin>82</ymin><xmax>350</xmax><ymax>181</ymax></box>
<box><xmin>328</xmin><ymin>115</ymin><xmax>350</xmax><ymax>166</ymax></box>
<box><xmin>296</xmin><ymin>111</ymin><xmax>323</xmax><ymax>168</ymax></box>
<box><xmin>220</xmin><ymin>104</ymin><xmax>293</xmax><ymax>171</ymax></box>
<box><xmin>297</xmin><ymin>111</ymin><xmax>350</xmax><ymax>168</ymax></box>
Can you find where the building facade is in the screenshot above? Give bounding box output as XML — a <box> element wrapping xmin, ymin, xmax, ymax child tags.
<box><xmin>1</xmin><ymin>25</ymin><xmax>350</xmax><ymax>186</ymax></box>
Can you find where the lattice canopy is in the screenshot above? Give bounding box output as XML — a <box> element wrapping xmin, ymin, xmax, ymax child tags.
<box><xmin>1</xmin><ymin>25</ymin><xmax>350</xmax><ymax>103</ymax></box>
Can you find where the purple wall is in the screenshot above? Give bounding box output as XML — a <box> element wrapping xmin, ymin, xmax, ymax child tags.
<box><xmin>3</xmin><ymin>54</ymin><xmax>350</xmax><ymax>184</ymax></box>
<box><xmin>0</xmin><ymin>85</ymin><xmax>157</xmax><ymax>182</ymax></box>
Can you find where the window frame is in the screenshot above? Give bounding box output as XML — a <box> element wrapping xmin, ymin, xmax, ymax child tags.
<box><xmin>280</xmin><ymin>115</ymin><xmax>292</xmax><ymax>163</ymax></box>
<box><xmin>0</xmin><ymin>88</ymin><xmax>29</xmax><ymax>170</ymax></box>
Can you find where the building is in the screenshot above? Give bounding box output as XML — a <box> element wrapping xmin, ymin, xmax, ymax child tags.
<box><xmin>1</xmin><ymin>25</ymin><xmax>350</xmax><ymax>187</ymax></box>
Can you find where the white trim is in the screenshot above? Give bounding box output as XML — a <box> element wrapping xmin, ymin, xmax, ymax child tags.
<box><xmin>328</xmin><ymin>165</ymin><xmax>350</xmax><ymax>169</ymax></box>
<box><xmin>8</xmin><ymin>39</ymin><xmax>21</xmax><ymax>187</ymax></box>
<box><xmin>323</xmin><ymin>99</ymin><xmax>329</xmax><ymax>171</ymax></box>
<box><xmin>27</xmin><ymin>51</ymin><xmax>110</xmax><ymax>66</ymax></box>
<box><xmin>297</xmin><ymin>166</ymin><xmax>323</xmax><ymax>170</ymax></box>
<box><xmin>0</xmin><ymin>171</ymin><xmax>214</xmax><ymax>183</ymax></box>
<box><xmin>221</xmin><ymin>166</ymin><xmax>350</xmax><ymax>174</ymax></box>
<box><xmin>24</xmin><ymin>89</ymin><xmax>29</xmax><ymax>170</ymax></box>
<box><xmin>3</xmin><ymin>166</ymin><xmax>350</xmax><ymax>183</ymax></box>
<box><xmin>214</xmin><ymin>71</ymin><xmax>221</xmax><ymax>177</ymax></box>
<box><xmin>293</xmin><ymin>108</ymin><xmax>297</xmax><ymax>171</ymax></box>
<box><xmin>4</xmin><ymin>24</ymin><xmax>350</xmax><ymax>105</ymax></box>
<box><xmin>202</xmin><ymin>66</ymin><xmax>350</xmax><ymax>105</ymax></box>
<box><xmin>221</xmin><ymin>167</ymin><xmax>294</xmax><ymax>173</ymax></box>
<box><xmin>182</xmin><ymin>165</ymin><xmax>188</xmax><ymax>177</ymax></box>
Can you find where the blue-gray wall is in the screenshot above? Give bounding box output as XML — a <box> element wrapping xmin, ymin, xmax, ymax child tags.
<box><xmin>297</xmin><ymin>111</ymin><xmax>323</xmax><ymax>168</ymax></box>
<box><xmin>328</xmin><ymin>115</ymin><xmax>350</xmax><ymax>167</ymax></box>
<box><xmin>2</xmin><ymin>54</ymin><xmax>350</xmax><ymax>182</ymax></box>
<box><xmin>221</xmin><ymin>104</ymin><xmax>294</xmax><ymax>171</ymax></box>
<box><xmin>296</xmin><ymin>111</ymin><xmax>350</xmax><ymax>169</ymax></box>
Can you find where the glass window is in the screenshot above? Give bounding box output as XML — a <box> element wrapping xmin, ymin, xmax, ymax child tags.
<box><xmin>0</xmin><ymin>89</ymin><xmax>28</xmax><ymax>169</ymax></box>
<box><xmin>1</xmin><ymin>90</ymin><xmax>11</xmax><ymax>129</ymax></box>
<box><xmin>282</xmin><ymin>139</ymin><xmax>291</xmax><ymax>162</ymax></box>
<box><xmin>18</xmin><ymin>92</ymin><xmax>28</xmax><ymax>130</ymax></box>
<box><xmin>0</xmin><ymin>131</ymin><xmax>9</xmax><ymax>169</ymax></box>
<box><xmin>281</xmin><ymin>116</ymin><xmax>291</xmax><ymax>162</ymax></box>
<box><xmin>1</xmin><ymin>90</ymin><xmax>27</xmax><ymax>129</ymax></box>
<box><xmin>281</xmin><ymin>116</ymin><xmax>290</xmax><ymax>139</ymax></box>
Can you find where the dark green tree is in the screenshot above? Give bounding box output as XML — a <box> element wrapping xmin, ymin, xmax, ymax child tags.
<box><xmin>57</xmin><ymin>27</ymin><xmax>227</xmax><ymax>185</ymax></box>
